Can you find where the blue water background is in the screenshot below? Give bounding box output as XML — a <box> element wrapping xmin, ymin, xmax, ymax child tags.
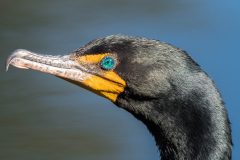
<box><xmin>0</xmin><ymin>0</ymin><xmax>239</xmax><ymax>159</ymax></box>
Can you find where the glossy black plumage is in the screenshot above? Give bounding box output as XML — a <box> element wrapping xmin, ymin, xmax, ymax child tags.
<box><xmin>74</xmin><ymin>35</ymin><xmax>232</xmax><ymax>160</ymax></box>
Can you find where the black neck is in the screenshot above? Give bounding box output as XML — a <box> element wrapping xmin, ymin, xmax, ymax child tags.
<box><xmin>116</xmin><ymin>89</ymin><xmax>232</xmax><ymax>160</ymax></box>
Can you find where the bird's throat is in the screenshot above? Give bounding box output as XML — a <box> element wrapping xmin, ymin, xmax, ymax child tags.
<box><xmin>116</xmin><ymin>91</ymin><xmax>232</xmax><ymax>160</ymax></box>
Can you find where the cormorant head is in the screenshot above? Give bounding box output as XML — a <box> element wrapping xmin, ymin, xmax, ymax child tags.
<box><xmin>6</xmin><ymin>35</ymin><xmax>222</xmax><ymax>124</ymax></box>
<box><xmin>6</xmin><ymin>35</ymin><xmax>199</xmax><ymax>103</ymax></box>
<box><xmin>5</xmin><ymin>34</ymin><xmax>227</xmax><ymax>126</ymax></box>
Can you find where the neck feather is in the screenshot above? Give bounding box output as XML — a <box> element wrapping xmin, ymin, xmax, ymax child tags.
<box><xmin>116</xmin><ymin>87</ymin><xmax>232</xmax><ymax>160</ymax></box>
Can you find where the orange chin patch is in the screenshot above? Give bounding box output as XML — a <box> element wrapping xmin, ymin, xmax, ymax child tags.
<box><xmin>82</xmin><ymin>71</ymin><xmax>126</xmax><ymax>102</ymax></box>
<box><xmin>76</xmin><ymin>53</ymin><xmax>126</xmax><ymax>102</ymax></box>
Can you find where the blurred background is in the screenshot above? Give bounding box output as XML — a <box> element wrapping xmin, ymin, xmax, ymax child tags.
<box><xmin>0</xmin><ymin>0</ymin><xmax>239</xmax><ymax>160</ymax></box>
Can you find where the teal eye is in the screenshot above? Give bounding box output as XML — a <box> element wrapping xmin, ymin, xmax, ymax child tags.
<box><xmin>100</xmin><ymin>56</ymin><xmax>116</xmax><ymax>70</ymax></box>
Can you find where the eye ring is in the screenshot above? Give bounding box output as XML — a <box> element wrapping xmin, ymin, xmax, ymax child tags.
<box><xmin>100</xmin><ymin>56</ymin><xmax>116</xmax><ymax>70</ymax></box>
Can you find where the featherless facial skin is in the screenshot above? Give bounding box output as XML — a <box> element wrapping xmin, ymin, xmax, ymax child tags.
<box><xmin>6</xmin><ymin>35</ymin><xmax>232</xmax><ymax>160</ymax></box>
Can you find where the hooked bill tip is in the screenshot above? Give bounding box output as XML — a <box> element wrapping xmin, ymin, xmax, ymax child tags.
<box><xmin>5</xmin><ymin>49</ymin><xmax>31</xmax><ymax>72</ymax></box>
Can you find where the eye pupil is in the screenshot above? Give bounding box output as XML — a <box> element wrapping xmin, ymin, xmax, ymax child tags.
<box><xmin>100</xmin><ymin>56</ymin><xmax>115</xmax><ymax>70</ymax></box>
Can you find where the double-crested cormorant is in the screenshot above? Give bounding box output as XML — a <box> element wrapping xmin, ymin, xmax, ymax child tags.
<box><xmin>6</xmin><ymin>35</ymin><xmax>232</xmax><ymax>160</ymax></box>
